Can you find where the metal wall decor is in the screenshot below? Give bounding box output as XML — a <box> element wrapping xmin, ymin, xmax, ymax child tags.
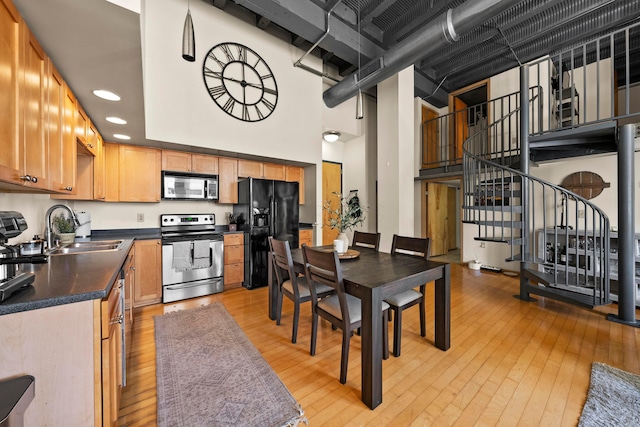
<box><xmin>202</xmin><ymin>42</ymin><xmax>278</xmax><ymax>122</ymax></box>
<box><xmin>560</xmin><ymin>171</ymin><xmax>610</xmax><ymax>200</ymax></box>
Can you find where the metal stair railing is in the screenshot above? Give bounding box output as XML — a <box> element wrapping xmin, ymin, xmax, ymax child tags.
<box><xmin>463</xmin><ymin>81</ymin><xmax>610</xmax><ymax>307</ymax></box>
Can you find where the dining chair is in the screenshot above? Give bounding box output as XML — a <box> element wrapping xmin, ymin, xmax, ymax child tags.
<box><xmin>383</xmin><ymin>234</ymin><xmax>431</xmax><ymax>357</ymax></box>
<box><xmin>269</xmin><ymin>237</ymin><xmax>334</xmax><ymax>344</ymax></box>
<box><xmin>352</xmin><ymin>230</ymin><xmax>381</xmax><ymax>251</ymax></box>
<box><xmin>301</xmin><ymin>245</ymin><xmax>389</xmax><ymax>384</ymax></box>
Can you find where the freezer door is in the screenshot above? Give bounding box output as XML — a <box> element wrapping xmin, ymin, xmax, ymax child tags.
<box><xmin>273</xmin><ymin>181</ymin><xmax>299</xmax><ymax>248</ymax></box>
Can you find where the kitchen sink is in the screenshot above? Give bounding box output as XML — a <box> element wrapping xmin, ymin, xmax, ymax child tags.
<box><xmin>46</xmin><ymin>240</ymin><xmax>125</xmax><ymax>255</ymax></box>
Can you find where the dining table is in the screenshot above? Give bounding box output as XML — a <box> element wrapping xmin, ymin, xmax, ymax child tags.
<box><xmin>267</xmin><ymin>245</ymin><xmax>451</xmax><ymax>410</ymax></box>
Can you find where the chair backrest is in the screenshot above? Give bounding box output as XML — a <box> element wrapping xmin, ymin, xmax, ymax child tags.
<box><xmin>301</xmin><ymin>245</ymin><xmax>351</xmax><ymax>324</ymax></box>
<box><xmin>268</xmin><ymin>237</ymin><xmax>296</xmax><ymax>293</ymax></box>
<box><xmin>391</xmin><ymin>235</ymin><xmax>431</xmax><ymax>260</ymax></box>
<box><xmin>352</xmin><ymin>230</ymin><xmax>381</xmax><ymax>251</ymax></box>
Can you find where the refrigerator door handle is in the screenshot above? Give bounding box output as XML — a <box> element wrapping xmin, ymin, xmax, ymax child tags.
<box><xmin>272</xmin><ymin>199</ymin><xmax>278</xmax><ymax>236</ymax></box>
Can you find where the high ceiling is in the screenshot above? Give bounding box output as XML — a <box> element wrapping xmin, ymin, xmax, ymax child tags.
<box><xmin>11</xmin><ymin>0</ymin><xmax>640</xmax><ymax>148</ymax></box>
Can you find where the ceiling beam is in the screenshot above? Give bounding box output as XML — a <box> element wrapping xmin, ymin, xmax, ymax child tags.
<box><xmin>212</xmin><ymin>0</ymin><xmax>227</xmax><ymax>10</ymax></box>
<box><xmin>256</xmin><ymin>14</ymin><xmax>271</xmax><ymax>30</ymax></box>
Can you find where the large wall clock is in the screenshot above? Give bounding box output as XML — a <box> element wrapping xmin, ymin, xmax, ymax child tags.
<box><xmin>202</xmin><ymin>42</ymin><xmax>278</xmax><ymax>122</ymax></box>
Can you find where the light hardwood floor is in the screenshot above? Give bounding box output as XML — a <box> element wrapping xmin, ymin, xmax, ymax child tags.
<box><xmin>117</xmin><ymin>263</ymin><xmax>640</xmax><ymax>426</ymax></box>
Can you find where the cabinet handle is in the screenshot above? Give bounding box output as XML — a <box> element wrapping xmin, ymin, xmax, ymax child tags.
<box><xmin>111</xmin><ymin>314</ymin><xmax>124</xmax><ymax>325</ymax></box>
<box><xmin>19</xmin><ymin>175</ymin><xmax>33</xmax><ymax>182</ymax></box>
<box><xmin>64</xmin><ymin>186</ymin><xmax>73</xmax><ymax>191</ymax></box>
<box><xmin>88</xmin><ymin>144</ymin><xmax>93</xmax><ymax>148</ymax></box>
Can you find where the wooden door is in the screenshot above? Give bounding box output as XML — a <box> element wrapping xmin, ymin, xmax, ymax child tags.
<box><xmin>451</xmin><ymin>97</ymin><xmax>468</xmax><ymax>164</ymax></box>
<box><xmin>192</xmin><ymin>154</ymin><xmax>218</xmax><ymax>174</ymax></box>
<box><xmin>422</xmin><ymin>106</ymin><xmax>440</xmax><ymax>168</ymax></box>
<box><xmin>161</xmin><ymin>150</ymin><xmax>191</xmax><ymax>172</ymax></box>
<box><xmin>426</xmin><ymin>183</ymin><xmax>448</xmax><ymax>256</ymax></box>
<box><xmin>119</xmin><ymin>145</ymin><xmax>161</xmax><ymax>202</ymax></box>
<box><xmin>218</xmin><ymin>157</ymin><xmax>238</xmax><ymax>204</ymax></box>
<box><xmin>322</xmin><ymin>161</ymin><xmax>342</xmax><ymax>245</ymax></box>
<box><xmin>447</xmin><ymin>186</ymin><xmax>457</xmax><ymax>250</ymax></box>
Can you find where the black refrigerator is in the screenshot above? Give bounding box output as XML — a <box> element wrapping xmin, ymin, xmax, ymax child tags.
<box><xmin>234</xmin><ymin>178</ymin><xmax>299</xmax><ymax>289</ymax></box>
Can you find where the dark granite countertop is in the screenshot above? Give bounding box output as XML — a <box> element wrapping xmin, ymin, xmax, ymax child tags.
<box><xmin>0</xmin><ymin>239</ymin><xmax>134</xmax><ymax>316</ymax></box>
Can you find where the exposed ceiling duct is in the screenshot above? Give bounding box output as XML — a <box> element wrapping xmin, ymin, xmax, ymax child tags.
<box><xmin>322</xmin><ymin>0</ymin><xmax>522</xmax><ymax>108</ymax></box>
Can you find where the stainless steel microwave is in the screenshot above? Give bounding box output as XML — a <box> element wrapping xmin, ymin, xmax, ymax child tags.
<box><xmin>161</xmin><ymin>171</ymin><xmax>219</xmax><ymax>201</ymax></box>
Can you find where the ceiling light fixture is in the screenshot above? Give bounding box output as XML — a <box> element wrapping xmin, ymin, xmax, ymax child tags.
<box><xmin>93</xmin><ymin>89</ymin><xmax>121</xmax><ymax>101</ymax></box>
<box><xmin>113</xmin><ymin>134</ymin><xmax>131</xmax><ymax>140</ymax></box>
<box><xmin>355</xmin><ymin>4</ymin><xmax>364</xmax><ymax>120</ymax></box>
<box><xmin>182</xmin><ymin>0</ymin><xmax>196</xmax><ymax>62</ymax></box>
<box><xmin>106</xmin><ymin>116</ymin><xmax>127</xmax><ymax>125</ymax></box>
<box><xmin>323</xmin><ymin>131</ymin><xmax>340</xmax><ymax>143</ymax></box>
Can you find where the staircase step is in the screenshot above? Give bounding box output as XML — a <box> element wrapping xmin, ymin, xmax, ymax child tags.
<box><xmin>463</xmin><ymin>205</ymin><xmax>523</xmax><ymax>213</ymax></box>
<box><xmin>522</xmin><ymin>282</ymin><xmax>605</xmax><ymax>308</ymax></box>
<box><xmin>475</xmin><ymin>237</ymin><xmax>523</xmax><ymax>245</ymax></box>
<box><xmin>473</xmin><ymin>220</ymin><xmax>523</xmax><ymax>228</ymax></box>
<box><xmin>529</xmin><ymin>120</ymin><xmax>616</xmax><ymax>146</ymax></box>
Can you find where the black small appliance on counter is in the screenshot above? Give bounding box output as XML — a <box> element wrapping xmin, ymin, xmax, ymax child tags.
<box><xmin>0</xmin><ymin>211</ymin><xmax>46</xmax><ymax>302</ymax></box>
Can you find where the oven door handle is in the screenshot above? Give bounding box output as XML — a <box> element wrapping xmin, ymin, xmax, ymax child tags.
<box><xmin>165</xmin><ymin>282</ymin><xmax>213</xmax><ymax>291</ymax></box>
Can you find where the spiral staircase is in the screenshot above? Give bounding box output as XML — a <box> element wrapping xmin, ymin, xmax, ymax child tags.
<box><xmin>430</xmin><ymin>22</ymin><xmax>640</xmax><ymax>311</ymax></box>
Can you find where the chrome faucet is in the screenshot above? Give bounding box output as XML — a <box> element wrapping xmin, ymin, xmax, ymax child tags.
<box><xmin>44</xmin><ymin>204</ymin><xmax>79</xmax><ymax>249</ymax></box>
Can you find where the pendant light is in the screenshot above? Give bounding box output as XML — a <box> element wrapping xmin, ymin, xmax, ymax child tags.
<box><xmin>182</xmin><ymin>0</ymin><xmax>196</xmax><ymax>62</ymax></box>
<box><xmin>355</xmin><ymin>3</ymin><xmax>364</xmax><ymax>120</ymax></box>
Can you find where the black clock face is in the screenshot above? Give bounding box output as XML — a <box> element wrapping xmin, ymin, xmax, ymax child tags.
<box><xmin>202</xmin><ymin>42</ymin><xmax>278</xmax><ymax>122</ymax></box>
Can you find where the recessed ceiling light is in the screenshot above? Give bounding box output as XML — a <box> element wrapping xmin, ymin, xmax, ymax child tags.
<box><xmin>106</xmin><ymin>116</ymin><xmax>127</xmax><ymax>125</ymax></box>
<box><xmin>113</xmin><ymin>134</ymin><xmax>131</xmax><ymax>140</ymax></box>
<box><xmin>93</xmin><ymin>89</ymin><xmax>121</xmax><ymax>101</ymax></box>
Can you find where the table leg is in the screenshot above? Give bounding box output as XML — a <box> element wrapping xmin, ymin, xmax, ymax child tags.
<box><xmin>360</xmin><ymin>288</ymin><xmax>383</xmax><ymax>409</ymax></box>
<box><xmin>434</xmin><ymin>263</ymin><xmax>451</xmax><ymax>351</ymax></box>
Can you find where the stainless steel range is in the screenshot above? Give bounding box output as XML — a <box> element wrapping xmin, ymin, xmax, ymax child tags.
<box><xmin>0</xmin><ymin>211</ymin><xmax>45</xmax><ymax>302</ymax></box>
<box><xmin>160</xmin><ymin>214</ymin><xmax>224</xmax><ymax>303</ymax></box>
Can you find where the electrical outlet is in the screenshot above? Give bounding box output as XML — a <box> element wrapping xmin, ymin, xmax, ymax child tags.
<box><xmin>137</xmin><ymin>213</ymin><xmax>144</xmax><ymax>222</ymax></box>
<box><xmin>480</xmin><ymin>242</ymin><xmax>486</xmax><ymax>248</ymax></box>
<box><xmin>578</xmin><ymin>209</ymin><xmax>585</xmax><ymax>218</ymax></box>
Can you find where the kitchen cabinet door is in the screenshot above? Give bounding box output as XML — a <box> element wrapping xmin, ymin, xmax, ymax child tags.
<box><xmin>285</xmin><ymin>165</ymin><xmax>305</xmax><ymax>204</ymax></box>
<box><xmin>104</xmin><ymin>143</ymin><xmax>119</xmax><ymax>201</ymax></box>
<box><xmin>192</xmin><ymin>153</ymin><xmax>218</xmax><ymax>174</ymax></box>
<box><xmin>161</xmin><ymin>150</ymin><xmax>191</xmax><ymax>172</ymax></box>
<box><xmin>59</xmin><ymin>84</ymin><xmax>77</xmax><ymax>194</ymax></box>
<box><xmin>119</xmin><ymin>145</ymin><xmax>161</xmax><ymax>202</ymax></box>
<box><xmin>0</xmin><ymin>0</ymin><xmax>21</xmax><ymax>185</ymax></box>
<box><xmin>218</xmin><ymin>157</ymin><xmax>238</xmax><ymax>204</ymax></box>
<box><xmin>237</xmin><ymin>159</ymin><xmax>262</xmax><ymax>178</ymax></box>
<box><xmin>299</xmin><ymin>229</ymin><xmax>313</xmax><ymax>247</ymax></box>
<box><xmin>47</xmin><ymin>63</ymin><xmax>67</xmax><ymax>192</ymax></box>
<box><xmin>133</xmin><ymin>239</ymin><xmax>162</xmax><ymax>307</ymax></box>
<box><xmin>263</xmin><ymin>162</ymin><xmax>285</xmax><ymax>180</ymax></box>
<box><xmin>224</xmin><ymin>233</ymin><xmax>244</xmax><ymax>288</ymax></box>
<box><xmin>93</xmin><ymin>132</ymin><xmax>106</xmax><ymax>200</ymax></box>
<box><xmin>20</xmin><ymin>27</ymin><xmax>49</xmax><ymax>190</ymax></box>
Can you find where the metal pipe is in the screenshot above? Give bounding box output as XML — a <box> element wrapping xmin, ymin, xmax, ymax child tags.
<box><xmin>323</xmin><ymin>0</ymin><xmax>521</xmax><ymax>108</ymax></box>
<box><xmin>293</xmin><ymin>1</ymin><xmax>343</xmax><ymax>83</ymax></box>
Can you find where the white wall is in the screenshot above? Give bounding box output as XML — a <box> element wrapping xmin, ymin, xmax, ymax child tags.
<box><xmin>142</xmin><ymin>0</ymin><xmax>323</xmax><ymax>165</ymax></box>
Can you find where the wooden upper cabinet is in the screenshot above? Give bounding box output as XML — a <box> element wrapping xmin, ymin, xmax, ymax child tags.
<box><xmin>104</xmin><ymin>143</ymin><xmax>119</xmax><ymax>202</ymax></box>
<box><xmin>47</xmin><ymin>63</ymin><xmax>66</xmax><ymax>192</ymax></box>
<box><xmin>218</xmin><ymin>157</ymin><xmax>238</xmax><ymax>204</ymax></box>
<box><xmin>192</xmin><ymin>154</ymin><xmax>218</xmax><ymax>174</ymax></box>
<box><xmin>19</xmin><ymin>26</ymin><xmax>48</xmax><ymax>190</ymax></box>
<box><xmin>118</xmin><ymin>145</ymin><xmax>161</xmax><ymax>202</ymax></box>
<box><xmin>93</xmin><ymin>132</ymin><xmax>105</xmax><ymax>200</ymax></box>
<box><xmin>59</xmin><ymin>84</ymin><xmax>77</xmax><ymax>194</ymax></box>
<box><xmin>161</xmin><ymin>150</ymin><xmax>191</xmax><ymax>172</ymax></box>
<box><xmin>0</xmin><ymin>0</ymin><xmax>21</xmax><ymax>185</ymax></box>
<box><xmin>285</xmin><ymin>165</ymin><xmax>305</xmax><ymax>204</ymax></box>
<box><xmin>263</xmin><ymin>162</ymin><xmax>285</xmax><ymax>180</ymax></box>
<box><xmin>237</xmin><ymin>159</ymin><xmax>262</xmax><ymax>178</ymax></box>
<box><xmin>75</xmin><ymin>101</ymin><xmax>87</xmax><ymax>144</ymax></box>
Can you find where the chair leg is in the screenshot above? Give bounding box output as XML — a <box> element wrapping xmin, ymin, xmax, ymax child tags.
<box><xmin>291</xmin><ymin>300</ymin><xmax>300</xmax><ymax>344</ymax></box>
<box><xmin>340</xmin><ymin>327</ymin><xmax>351</xmax><ymax>384</ymax></box>
<box><xmin>276</xmin><ymin>289</ymin><xmax>284</xmax><ymax>326</ymax></box>
<box><xmin>393</xmin><ymin>307</ymin><xmax>403</xmax><ymax>357</ymax></box>
<box><xmin>419</xmin><ymin>285</ymin><xmax>426</xmax><ymax>337</ymax></box>
<box><xmin>419</xmin><ymin>299</ymin><xmax>426</xmax><ymax>338</ymax></box>
<box><xmin>310</xmin><ymin>311</ymin><xmax>318</xmax><ymax>356</ymax></box>
<box><xmin>383</xmin><ymin>310</ymin><xmax>389</xmax><ymax>360</ymax></box>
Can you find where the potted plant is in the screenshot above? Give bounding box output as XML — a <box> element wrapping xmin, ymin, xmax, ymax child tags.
<box><xmin>323</xmin><ymin>191</ymin><xmax>366</xmax><ymax>253</ymax></box>
<box><xmin>52</xmin><ymin>214</ymin><xmax>77</xmax><ymax>244</ymax></box>
<box><xmin>228</xmin><ymin>213</ymin><xmax>237</xmax><ymax>231</ymax></box>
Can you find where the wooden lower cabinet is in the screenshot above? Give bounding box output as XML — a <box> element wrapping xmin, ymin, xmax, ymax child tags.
<box><xmin>224</xmin><ymin>233</ymin><xmax>244</xmax><ymax>288</ymax></box>
<box><xmin>133</xmin><ymin>239</ymin><xmax>162</xmax><ymax>307</ymax></box>
<box><xmin>100</xmin><ymin>261</ymin><xmax>124</xmax><ymax>427</ymax></box>
<box><xmin>299</xmin><ymin>228</ymin><xmax>313</xmax><ymax>247</ymax></box>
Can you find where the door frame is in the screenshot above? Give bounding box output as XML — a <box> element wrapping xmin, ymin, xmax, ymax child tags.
<box><xmin>449</xmin><ymin>79</ymin><xmax>490</xmax><ymax>164</ymax></box>
<box><xmin>421</xmin><ymin>177</ymin><xmax>463</xmax><ymax>262</ymax></box>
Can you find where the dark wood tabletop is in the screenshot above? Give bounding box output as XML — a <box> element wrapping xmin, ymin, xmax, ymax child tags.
<box><xmin>268</xmin><ymin>245</ymin><xmax>450</xmax><ymax>409</ymax></box>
